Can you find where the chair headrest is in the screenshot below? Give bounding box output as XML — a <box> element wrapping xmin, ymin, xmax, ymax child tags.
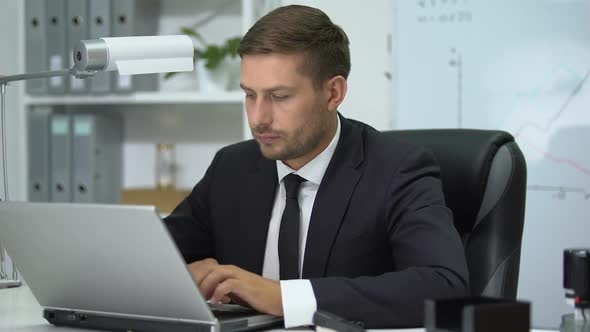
<box><xmin>383</xmin><ymin>129</ymin><xmax>515</xmax><ymax>235</ymax></box>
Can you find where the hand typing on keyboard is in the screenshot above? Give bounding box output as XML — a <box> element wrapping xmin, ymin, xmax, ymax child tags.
<box><xmin>188</xmin><ymin>258</ymin><xmax>284</xmax><ymax>316</ymax></box>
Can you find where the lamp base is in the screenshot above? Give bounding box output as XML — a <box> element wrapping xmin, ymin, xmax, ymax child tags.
<box><xmin>0</xmin><ymin>279</ymin><xmax>22</xmax><ymax>289</ymax></box>
<box><xmin>561</xmin><ymin>313</ymin><xmax>590</xmax><ymax>332</ymax></box>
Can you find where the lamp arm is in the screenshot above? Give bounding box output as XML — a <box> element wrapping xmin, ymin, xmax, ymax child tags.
<box><xmin>0</xmin><ymin>67</ymin><xmax>97</xmax><ymax>85</ymax></box>
<box><xmin>0</xmin><ymin>67</ymin><xmax>98</xmax><ymax>289</ymax></box>
<box><xmin>0</xmin><ymin>83</ymin><xmax>20</xmax><ymax>288</ymax></box>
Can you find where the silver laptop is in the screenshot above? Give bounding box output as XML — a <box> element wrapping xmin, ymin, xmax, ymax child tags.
<box><xmin>0</xmin><ymin>202</ymin><xmax>283</xmax><ymax>332</ymax></box>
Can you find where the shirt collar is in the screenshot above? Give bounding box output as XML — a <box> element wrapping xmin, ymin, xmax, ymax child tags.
<box><xmin>276</xmin><ymin>115</ymin><xmax>341</xmax><ymax>185</ymax></box>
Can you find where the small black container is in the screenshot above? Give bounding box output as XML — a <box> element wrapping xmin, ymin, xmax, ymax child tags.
<box><xmin>424</xmin><ymin>297</ymin><xmax>530</xmax><ymax>332</ymax></box>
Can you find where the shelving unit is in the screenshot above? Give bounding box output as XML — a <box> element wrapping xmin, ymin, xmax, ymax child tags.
<box><xmin>24</xmin><ymin>91</ymin><xmax>244</xmax><ymax>106</ymax></box>
<box><xmin>14</xmin><ymin>0</ymin><xmax>278</xmax><ymax>197</ymax></box>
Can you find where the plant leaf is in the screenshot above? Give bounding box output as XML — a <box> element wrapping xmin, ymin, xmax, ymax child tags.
<box><xmin>225</xmin><ymin>37</ymin><xmax>241</xmax><ymax>58</ymax></box>
<box><xmin>180</xmin><ymin>27</ymin><xmax>198</xmax><ymax>37</ymax></box>
<box><xmin>203</xmin><ymin>45</ymin><xmax>224</xmax><ymax>69</ymax></box>
<box><xmin>164</xmin><ymin>72</ymin><xmax>179</xmax><ymax>79</ymax></box>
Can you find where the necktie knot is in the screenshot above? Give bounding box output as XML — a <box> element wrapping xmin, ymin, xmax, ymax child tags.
<box><xmin>283</xmin><ymin>174</ymin><xmax>305</xmax><ymax>199</ymax></box>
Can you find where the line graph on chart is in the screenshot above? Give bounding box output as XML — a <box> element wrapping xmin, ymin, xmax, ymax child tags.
<box><xmin>502</xmin><ymin>65</ymin><xmax>590</xmax><ymax>200</ymax></box>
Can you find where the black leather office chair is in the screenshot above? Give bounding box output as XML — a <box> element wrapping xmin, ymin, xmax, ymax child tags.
<box><xmin>384</xmin><ymin>129</ymin><xmax>527</xmax><ymax>299</ymax></box>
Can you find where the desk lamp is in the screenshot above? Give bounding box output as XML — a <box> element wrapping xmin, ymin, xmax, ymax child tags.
<box><xmin>0</xmin><ymin>35</ymin><xmax>194</xmax><ymax>289</ymax></box>
<box><xmin>561</xmin><ymin>248</ymin><xmax>590</xmax><ymax>332</ymax></box>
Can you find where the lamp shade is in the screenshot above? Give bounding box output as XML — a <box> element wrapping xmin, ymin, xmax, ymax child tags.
<box><xmin>73</xmin><ymin>35</ymin><xmax>194</xmax><ymax>75</ymax></box>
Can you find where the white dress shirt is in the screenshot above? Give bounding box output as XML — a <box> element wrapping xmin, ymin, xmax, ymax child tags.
<box><xmin>261</xmin><ymin>116</ymin><xmax>341</xmax><ymax>328</ymax></box>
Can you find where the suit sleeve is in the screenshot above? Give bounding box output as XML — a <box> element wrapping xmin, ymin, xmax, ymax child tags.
<box><xmin>310</xmin><ymin>148</ymin><xmax>470</xmax><ymax>328</ymax></box>
<box><xmin>163</xmin><ymin>150</ymin><xmax>222</xmax><ymax>264</ymax></box>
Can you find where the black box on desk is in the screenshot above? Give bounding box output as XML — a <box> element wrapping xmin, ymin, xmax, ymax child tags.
<box><xmin>424</xmin><ymin>297</ymin><xmax>530</xmax><ymax>332</ymax></box>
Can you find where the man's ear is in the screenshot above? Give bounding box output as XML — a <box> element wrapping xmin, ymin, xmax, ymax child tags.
<box><xmin>324</xmin><ymin>75</ymin><xmax>347</xmax><ymax>112</ymax></box>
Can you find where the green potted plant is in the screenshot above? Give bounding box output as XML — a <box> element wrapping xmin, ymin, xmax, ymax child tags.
<box><xmin>165</xmin><ymin>27</ymin><xmax>241</xmax><ymax>91</ymax></box>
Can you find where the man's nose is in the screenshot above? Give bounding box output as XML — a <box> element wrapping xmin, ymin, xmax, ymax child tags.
<box><xmin>250</xmin><ymin>96</ymin><xmax>273</xmax><ymax>127</ymax></box>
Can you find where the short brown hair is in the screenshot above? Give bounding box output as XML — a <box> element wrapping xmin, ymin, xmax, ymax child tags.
<box><xmin>238</xmin><ymin>5</ymin><xmax>351</xmax><ymax>87</ymax></box>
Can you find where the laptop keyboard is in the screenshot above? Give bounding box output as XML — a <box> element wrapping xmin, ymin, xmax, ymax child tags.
<box><xmin>208</xmin><ymin>303</ymin><xmax>259</xmax><ymax>320</ymax></box>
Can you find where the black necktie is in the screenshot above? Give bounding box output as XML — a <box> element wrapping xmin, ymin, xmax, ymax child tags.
<box><xmin>279</xmin><ymin>173</ymin><xmax>305</xmax><ymax>280</ymax></box>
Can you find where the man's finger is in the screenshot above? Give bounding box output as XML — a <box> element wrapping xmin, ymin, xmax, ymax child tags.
<box><xmin>210</xmin><ymin>278</ymin><xmax>238</xmax><ymax>304</ymax></box>
<box><xmin>199</xmin><ymin>265</ymin><xmax>238</xmax><ymax>299</ymax></box>
<box><xmin>190</xmin><ymin>258</ymin><xmax>218</xmax><ymax>271</ymax></box>
<box><xmin>228</xmin><ymin>292</ymin><xmax>250</xmax><ymax>308</ymax></box>
<box><xmin>188</xmin><ymin>258</ymin><xmax>218</xmax><ymax>284</ymax></box>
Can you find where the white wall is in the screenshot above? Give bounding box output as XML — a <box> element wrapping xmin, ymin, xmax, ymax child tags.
<box><xmin>283</xmin><ymin>0</ymin><xmax>395</xmax><ymax>131</ymax></box>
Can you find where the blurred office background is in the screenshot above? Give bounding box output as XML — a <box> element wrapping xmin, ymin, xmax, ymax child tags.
<box><xmin>0</xmin><ymin>0</ymin><xmax>588</xmax><ymax>329</ymax></box>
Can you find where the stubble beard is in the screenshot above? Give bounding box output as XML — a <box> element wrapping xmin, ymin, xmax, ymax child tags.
<box><xmin>252</xmin><ymin>110</ymin><xmax>331</xmax><ymax>162</ymax></box>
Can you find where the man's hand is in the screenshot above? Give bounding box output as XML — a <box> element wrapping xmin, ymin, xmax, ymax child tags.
<box><xmin>188</xmin><ymin>258</ymin><xmax>284</xmax><ymax>316</ymax></box>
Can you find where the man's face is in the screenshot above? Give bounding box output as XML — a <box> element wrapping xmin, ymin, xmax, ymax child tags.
<box><xmin>240</xmin><ymin>53</ymin><xmax>333</xmax><ymax>168</ymax></box>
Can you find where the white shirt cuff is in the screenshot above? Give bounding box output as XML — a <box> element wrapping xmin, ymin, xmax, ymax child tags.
<box><xmin>280</xmin><ymin>279</ymin><xmax>317</xmax><ymax>328</ymax></box>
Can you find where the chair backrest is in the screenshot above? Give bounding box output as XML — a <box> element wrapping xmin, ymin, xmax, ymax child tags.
<box><xmin>384</xmin><ymin>129</ymin><xmax>527</xmax><ymax>299</ymax></box>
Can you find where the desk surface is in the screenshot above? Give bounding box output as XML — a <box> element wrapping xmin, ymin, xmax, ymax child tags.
<box><xmin>0</xmin><ymin>285</ymin><xmax>555</xmax><ymax>332</ymax></box>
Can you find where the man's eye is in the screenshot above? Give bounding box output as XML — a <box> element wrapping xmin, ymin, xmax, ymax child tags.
<box><xmin>271</xmin><ymin>94</ymin><xmax>289</xmax><ymax>101</ymax></box>
<box><xmin>244</xmin><ymin>93</ymin><xmax>256</xmax><ymax>99</ymax></box>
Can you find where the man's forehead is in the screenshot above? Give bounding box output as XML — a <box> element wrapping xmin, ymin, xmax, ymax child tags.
<box><xmin>241</xmin><ymin>52</ymin><xmax>305</xmax><ymax>66</ymax></box>
<box><xmin>240</xmin><ymin>53</ymin><xmax>310</xmax><ymax>90</ymax></box>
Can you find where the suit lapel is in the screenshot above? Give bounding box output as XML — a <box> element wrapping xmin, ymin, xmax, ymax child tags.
<box><xmin>239</xmin><ymin>155</ymin><xmax>277</xmax><ymax>274</ymax></box>
<box><xmin>302</xmin><ymin>116</ymin><xmax>364</xmax><ymax>278</ymax></box>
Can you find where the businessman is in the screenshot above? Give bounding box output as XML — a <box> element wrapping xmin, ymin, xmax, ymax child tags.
<box><xmin>165</xmin><ymin>5</ymin><xmax>469</xmax><ymax>328</ymax></box>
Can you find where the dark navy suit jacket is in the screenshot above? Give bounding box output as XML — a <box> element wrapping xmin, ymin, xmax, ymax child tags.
<box><xmin>164</xmin><ymin>115</ymin><xmax>469</xmax><ymax>328</ymax></box>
